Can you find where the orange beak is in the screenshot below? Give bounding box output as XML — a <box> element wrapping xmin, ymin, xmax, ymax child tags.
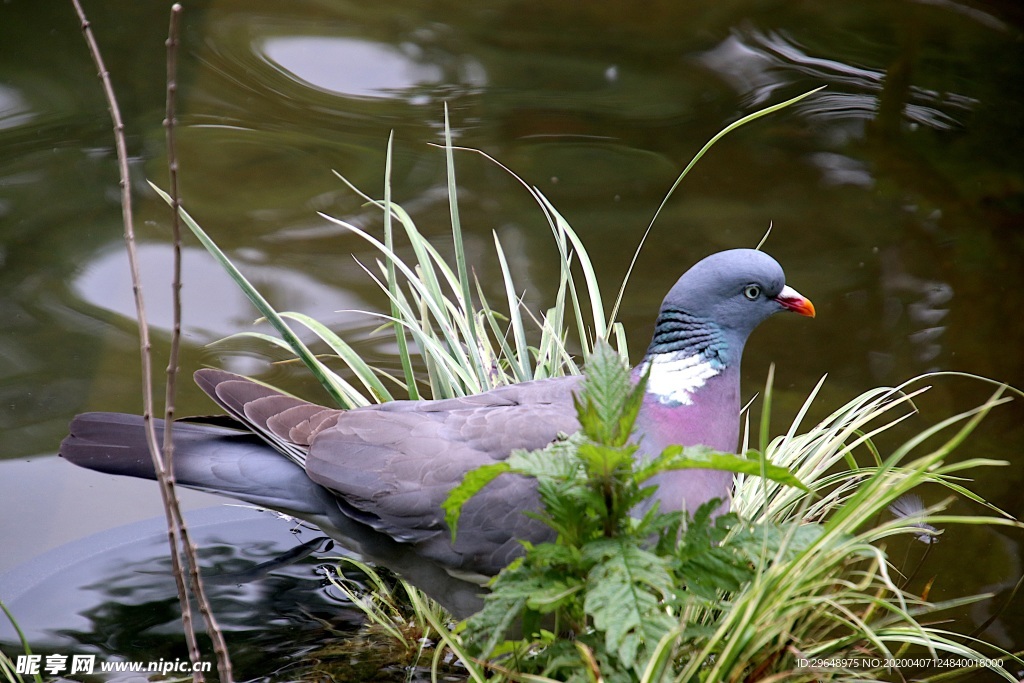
<box><xmin>774</xmin><ymin>285</ymin><xmax>816</xmax><ymax>318</ymax></box>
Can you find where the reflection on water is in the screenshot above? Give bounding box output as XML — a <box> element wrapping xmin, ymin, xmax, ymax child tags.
<box><xmin>805</xmin><ymin>151</ymin><xmax>874</xmax><ymax>188</ymax></box>
<box><xmin>262</xmin><ymin>37</ymin><xmax>451</xmax><ymax>98</ymax></box>
<box><xmin>877</xmin><ymin>247</ymin><xmax>953</xmax><ymax>375</ymax></box>
<box><xmin>0</xmin><ymin>85</ymin><xmax>33</xmax><ymax>131</ymax></box>
<box><xmin>72</xmin><ymin>243</ymin><xmax>372</xmax><ymax>344</ymax></box>
<box><xmin>0</xmin><ymin>508</ymin><xmax>366</xmax><ymax>681</ymax></box>
<box><xmin>700</xmin><ymin>28</ymin><xmax>977</xmax><ymax>131</ymax></box>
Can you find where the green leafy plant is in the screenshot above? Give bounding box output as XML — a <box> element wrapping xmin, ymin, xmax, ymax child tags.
<box><xmin>444</xmin><ymin>342</ymin><xmax>815</xmax><ymax>680</ymax></box>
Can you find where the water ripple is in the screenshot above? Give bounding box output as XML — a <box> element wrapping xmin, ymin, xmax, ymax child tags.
<box><xmin>699</xmin><ymin>28</ymin><xmax>978</xmax><ymax>132</ymax></box>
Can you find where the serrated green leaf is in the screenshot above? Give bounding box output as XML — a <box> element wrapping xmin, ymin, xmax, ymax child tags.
<box><xmin>576</xmin><ymin>442</ymin><xmax>635</xmax><ymax>479</ymax></box>
<box><xmin>443</xmin><ymin>461</ymin><xmax>511</xmax><ymax>541</ymax></box>
<box><xmin>583</xmin><ymin>539</ymin><xmax>676</xmax><ymax>669</ymax></box>
<box><xmin>638</xmin><ymin>445</ymin><xmax>808</xmax><ymax>491</ymax></box>
<box><xmin>575</xmin><ymin>341</ymin><xmax>634</xmax><ymax>444</ymax></box>
<box><xmin>506</xmin><ymin>437</ymin><xmax>585</xmax><ymax>479</ymax></box>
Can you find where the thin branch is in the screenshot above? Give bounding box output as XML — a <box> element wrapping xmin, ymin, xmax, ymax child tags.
<box><xmin>69</xmin><ymin>0</ymin><xmax>211</xmax><ymax>678</ymax></box>
<box><xmin>163</xmin><ymin>0</ymin><xmax>183</xmax><ymax>473</ymax></box>
<box><xmin>163</xmin><ymin>5</ymin><xmax>235</xmax><ymax>680</ymax></box>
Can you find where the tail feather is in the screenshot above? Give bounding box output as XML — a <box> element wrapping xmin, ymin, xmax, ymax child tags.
<box><xmin>60</xmin><ymin>412</ymin><xmax>333</xmax><ymax>517</ymax></box>
<box><xmin>242</xmin><ymin>394</ymin><xmax>315</xmax><ymax>438</ymax></box>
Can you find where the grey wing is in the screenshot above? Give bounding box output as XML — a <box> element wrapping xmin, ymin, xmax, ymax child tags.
<box><xmin>305</xmin><ymin>376</ymin><xmax>584</xmax><ymax>576</ymax></box>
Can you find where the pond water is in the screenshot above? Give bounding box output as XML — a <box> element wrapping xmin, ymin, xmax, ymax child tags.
<box><xmin>1</xmin><ymin>0</ymin><xmax>1022</xmax><ymax>680</ymax></box>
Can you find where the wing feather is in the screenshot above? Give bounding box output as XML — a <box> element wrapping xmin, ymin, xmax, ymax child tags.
<box><xmin>306</xmin><ymin>375</ymin><xmax>584</xmax><ymax>574</ymax></box>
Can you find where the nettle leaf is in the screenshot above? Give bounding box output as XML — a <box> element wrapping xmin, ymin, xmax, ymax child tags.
<box><xmin>678</xmin><ymin>548</ymin><xmax>754</xmax><ymax>599</ymax></box>
<box><xmin>639</xmin><ymin>445</ymin><xmax>808</xmax><ymax>491</ymax></box>
<box><xmin>574</xmin><ymin>341</ymin><xmax>635</xmax><ymax>445</ymax></box>
<box><xmin>617</xmin><ymin>370</ymin><xmax>647</xmax><ymax>442</ymax></box>
<box><xmin>576</xmin><ymin>442</ymin><xmax>636</xmax><ymax>479</ymax></box>
<box><xmin>531</xmin><ymin>478</ymin><xmax>593</xmax><ymax>540</ymax></box>
<box><xmin>443</xmin><ymin>461</ymin><xmax>510</xmax><ymax>540</ymax></box>
<box><xmin>465</xmin><ymin>562</ymin><xmax>591</xmax><ymax>658</ymax></box>
<box><xmin>732</xmin><ymin>519</ymin><xmax>828</xmax><ymax>564</ymax></box>
<box><xmin>582</xmin><ymin>539</ymin><xmax>677</xmax><ymax>669</ymax></box>
<box><xmin>506</xmin><ymin>436</ymin><xmax>584</xmax><ymax>479</ymax></box>
<box><xmin>463</xmin><ymin>594</ymin><xmax>527</xmax><ymax>656</ymax></box>
<box><xmin>526</xmin><ymin>578</ymin><xmax>585</xmax><ymax>612</ymax></box>
<box><xmin>652</xmin><ymin>503</ymin><xmax>754</xmax><ymax>600</ymax></box>
<box><xmin>463</xmin><ymin>564</ymin><xmax>536</xmax><ymax>654</ymax></box>
<box><xmin>541</xmin><ymin>640</ymin><xmax>609</xmax><ymax>683</ymax></box>
<box><xmin>445</xmin><ymin>434</ymin><xmax>582</xmax><ymax>540</ymax></box>
<box><xmin>528</xmin><ymin>542</ymin><xmax>583</xmax><ymax>568</ymax></box>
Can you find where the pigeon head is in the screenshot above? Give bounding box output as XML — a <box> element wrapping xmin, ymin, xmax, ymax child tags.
<box><xmin>640</xmin><ymin>249</ymin><xmax>814</xmax><ymax>405</ymax></box>
<box><xmin>660</xmin><ymin>248</ymin><xmax>813</xmax><ymax>340</ymax></box>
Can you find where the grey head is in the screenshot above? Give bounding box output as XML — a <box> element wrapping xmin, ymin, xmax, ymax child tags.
<box><xmin>644</xmin><ymin>248</ymin><xmax>815</xmax><ymax>367</ymax></box>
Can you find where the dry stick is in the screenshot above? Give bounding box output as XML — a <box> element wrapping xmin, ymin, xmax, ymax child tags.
<box><xmin>162</xmin><ymin>6</ymin><xmax>234</xmax><ymax>681</ymax></box>
<box><xmin>68</xmin><ymin>0</ymin><xmax>206</xmax><ymax>677</ymax></box>
<box><xmin>163</xmin><ymin>0</ymin><xmax>184</xmax><ymax>511</ymax></box>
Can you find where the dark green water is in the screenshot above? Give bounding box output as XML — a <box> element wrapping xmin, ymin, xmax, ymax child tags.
<box><xmin>2</xmin><ymin>0</ymin><xmax>1022</xmax><ymax>680</ymax></box>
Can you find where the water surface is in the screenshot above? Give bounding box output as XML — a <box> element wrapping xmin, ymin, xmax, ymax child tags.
<box><xmin>2</xmin><ymin>0</ymin><xmax>1022</xmax><ymax>678</ymax></box>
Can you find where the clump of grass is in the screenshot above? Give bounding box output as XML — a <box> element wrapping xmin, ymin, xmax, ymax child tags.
<box><xmin>677</xmin><ymin>371</ymin><xmax>1022</xmax><ymax>680</ymax></box>
<box><xmin>152</xmin><ymin>108</ymin><xmax>617</xmax><ymax>412</ymax></box>
<box><xmin>301</xmin><ymin>557</ymin><xmax>462</xmax><ymax>681</ymax></box>
<box><xmin>159</xmin><ymin>92</ymin><xmax>1022</xmax><ymax>680</ymax></box>
<box><xmin>154</xmin><ymin>90</ymin><xmax>821</xmax><ymax>411</ymax></box>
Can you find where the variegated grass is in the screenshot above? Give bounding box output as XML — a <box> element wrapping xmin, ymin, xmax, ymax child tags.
<box><xmin>695</xmin><ymin>373</ymin><xmax>1023</xmax><ymax>681</ymax></box>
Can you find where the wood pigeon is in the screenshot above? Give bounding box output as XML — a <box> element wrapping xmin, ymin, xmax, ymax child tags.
<box><xmin>60</xmin><ymin>248</ymin><xmax>814</xmax><ymax>617</ymax></box>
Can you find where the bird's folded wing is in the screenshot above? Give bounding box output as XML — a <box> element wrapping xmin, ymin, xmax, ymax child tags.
<box><xmin>306</xmin><ymin>376</ymin><xmax>584</xmax><ymax>575</ymax></box>
<box><xmin>193</xmin><ymin>368</ymin><xmax>586</xmax><ymax>576</ymax></box>
<box><xmin>195</xmin><ymin>368</ymin><xmax>341</xmax><ymax>466</ymax></box>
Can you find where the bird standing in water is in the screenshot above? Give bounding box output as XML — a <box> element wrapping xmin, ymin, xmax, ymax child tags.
<box><xmin>61</xmin><ymin>248</ymin><xmax>814</xmax><ymax>617</ymax></box>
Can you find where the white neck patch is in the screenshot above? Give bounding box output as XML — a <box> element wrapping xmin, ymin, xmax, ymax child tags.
<box><xmin>639</xmin><ymin>352</ymin><xmax>720</xmax><ymax>406</ymax></box>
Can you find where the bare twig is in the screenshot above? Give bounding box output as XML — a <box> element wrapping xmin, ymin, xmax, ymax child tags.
<box><xmin>162</xmin><ymin>2</ymin><xmax>183</xmax><ymax>481</ymax></box>
<box><xmin>149</xmin><ymin>4</ymin><xmax>208</xmax><ymax>673</ymax></box>
<box><xmin>68</xmin><ymin>1</ymin><xmax>219</xmax><ymax>679</ymax></box>
<box><xmin>163</xmin><ymin>5</ymin><xmax>234</xmax><ymax>681</ymax></box>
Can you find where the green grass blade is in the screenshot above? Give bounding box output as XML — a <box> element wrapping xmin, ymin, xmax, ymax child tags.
<box><xmin>442</xmin><ymin>104</ymin><xmax>485</xmax><ymax>383</ymax></box>
<box><xmin>277</xmin><ymin>311</ymin><xmax>392</xmax><ymax>403</ymax></box>
<box><xmin>324</xmin><ymin>215</ymin><xmax>479</xmax><ymax>393</ymax></box>
<box><xmin>1</xmin><ymin>600</ymin><xmax>42</xmax><ymax>683</ymax></box>
<box><xmin>610</xmin><ymin>86</ymin><xmax>827</xmax><ymax>324</ymax></box>
<box><xmin>492</xmin><ymin>232</ymin><xmax>532</xmax><ymax>380</ymax></box>
<box><xmin>473</xmin><ymin>279</ymin><xmax>525</xmax><ymax>385</ymax></box>
<box><xmin>758</xmin><ymin>363</ymin><xmax>775</xmax><ymax>453</ymax></box>
<box><xmin>149</xmin><ymin>181</ymin><xmax>352</xmax><ymax>408</ymax></box>
<box><xmin>382</xmin><ymin>132</ymin><xmax>420</xmax><ymax>400</ymax></box>
<box><xmin>535</xmin><ymin>190</ymin><xmax>606</xmax><ymax>345</ymax></box>
<box><xmin>405</xmin><ymin>590</ymin><xmax>489</xmax><ymax>683</ymax></box>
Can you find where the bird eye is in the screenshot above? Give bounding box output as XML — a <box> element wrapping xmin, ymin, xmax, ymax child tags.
<box><xmin>743</xmin><ymin>284</ymin><xmax>761</xmax><ymax>300</ymax></box>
